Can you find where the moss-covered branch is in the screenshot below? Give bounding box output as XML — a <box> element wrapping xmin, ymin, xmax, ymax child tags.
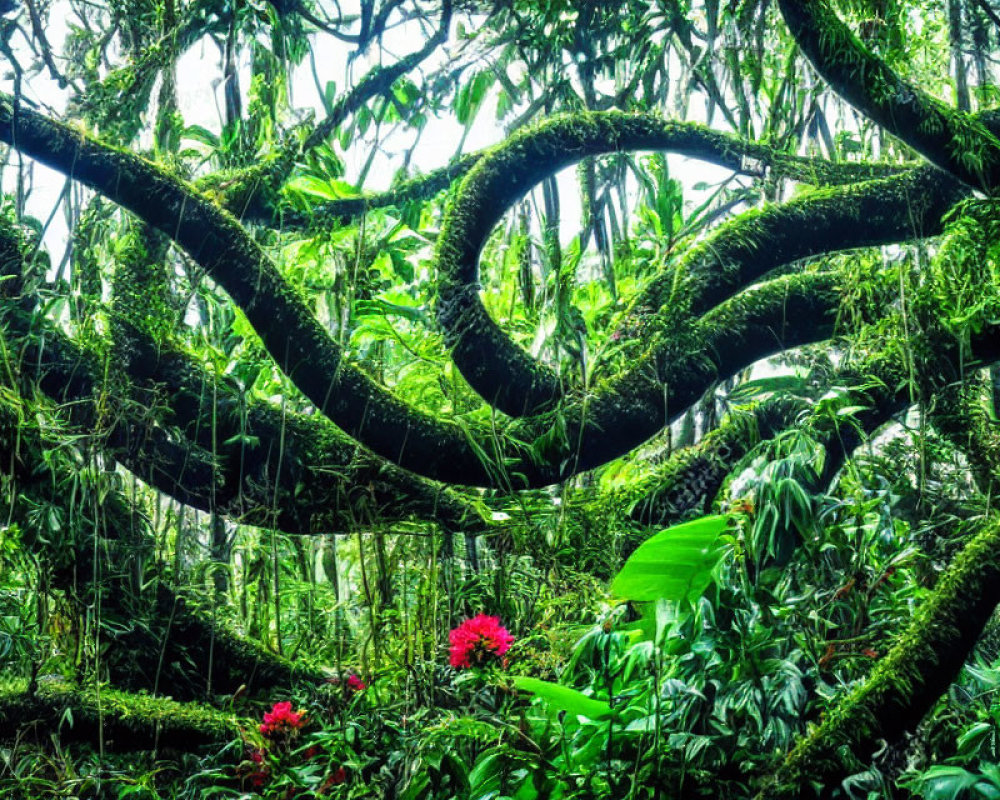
<box><xmin>2</xmin><ymin>316</ymin><xmax>223</xmax><ymax>516</ymax></box>
<box><xmin>626</xmin><ymin>398</ymin><xmax>806</xmax><ymax>526</ymax></box>
<box><xmin>115</xmin><ymin>316</ymin><xmax>483</xmax><ymax>534</ymax></box>
<box><xmin>508</xmin><ymin>271</ymin><xmax>850</xmax><ymax>480</ymax></box>
<box><xmin>0</xmin><ymin>100</ymin><xmax>947</xmax><ymax>489</ymax></box>
<box><xmin>2</xmin><ymin>221</ymin><xmax>460</xmax><ymax>534</ymax></box>
<box><xmin>0</xmin><ymin>680</ymin><xmax>240</xmax><ymax>750</ymax></box>
<box><xmin>0</xmin><ymin>95</ymin><xmax>495</xmax><ymax>483</ymax></box>
<box><xmin>282</xmin><ymin>113</ymin><xmax>901</xmax><ymax>229</ymax></box>
<box><xmin>0</xmin><ymin>224</ymin><xmax>481</xmax><ymax>535</ymax></box>
<box><xmin>777</xmin><ymin>0</ymin><xmax>1000</xmax><ymax>192</ymax></box>
<box><xmin>278</xmin><ymin>150</ymin><xmax>483</xmax><ymax>228</ymax></box>
<box><xmin>622</xmin><ymin>167</ymin><xmax>964</xmax><ymax>341</ymax></box>
<box><xmin>436</xmin><ymin>111</ymin><xmax>923</xmax><ymax>416</ymax></box>
<box><xmin>624</xmin><ymin>373</ymin><xmax>909</xmax><ymax>529</ymax></box>
<box><xmin>107</xmin><ymin>586</ymin><xmax>327</xmax><ymax>700</ymax></box>
<box><xmin>757</xmin><ymin>516</ymin><xmax>1000</xmax><ymax>798</ymax></box>
<box><xmin>623</xmin><ymin>296</ymin><xmax>1000</xmax><ymax>528</ymax></box>
<box><xmin>929</xmin><ymin>376</ymin><xmax>1000</xmax><ymax>497</ymax></box>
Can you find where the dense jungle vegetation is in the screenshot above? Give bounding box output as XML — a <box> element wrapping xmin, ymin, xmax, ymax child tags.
<box><xmin>8</xmin><ymin>0</ymin><xmax>1000</xmax><ymax>796</ymax></box>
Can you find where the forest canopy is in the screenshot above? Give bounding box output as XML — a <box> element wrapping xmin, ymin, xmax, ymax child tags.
<box><xmin>3</xmin><ymin>0</ymin><xmax>1000</xmax><ymax>797</ymax></box>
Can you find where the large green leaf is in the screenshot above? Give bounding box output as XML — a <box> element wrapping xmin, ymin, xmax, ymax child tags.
<box><xmin>512</xmin><ymin>676</ymin><xmax>615</xmax><ymax>720</ymax></box>
<box><xmin>610</xmin><ymin>515</ymin><xmax>730</xmax><ymax>604</ymax></box>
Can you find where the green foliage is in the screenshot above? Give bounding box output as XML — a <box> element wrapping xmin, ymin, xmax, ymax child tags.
<box><xmin>610</xmin><ymin>514</ymin><xmax>731</xmax><ymax>604</ymax></box>
<box><xmin>511</xmin><ymin>676</ymin><xmax>615</xmax><ymax>720</ymax></box>
<box><xmin>3</xmin><ymin>0</ymin><xmax>1000</xmax><ymax>798</ymax></box>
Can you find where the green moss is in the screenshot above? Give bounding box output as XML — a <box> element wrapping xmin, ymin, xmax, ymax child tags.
<box><xmin>928</xmin><ymin>377</ymin><xmax>1000</xmax><ymax>497</ymax></box>
<box><xmin>630</xmin><ymin>165</ymin><xmax>964</xmax><ymax>333</ymax></box>
<box><xmin>0</xmin><ymin>91</ymin><xmax>968</xmax><ymax>492</ymax></box>
<box><xmin>196</xmin><ymin>149</ymin><xmax>294</xmax><ymax>221</ymax></box>
<box><xmin>435</xmin><ymin>111</ymin><xmax>912</xmax><ymax>418</ymax></box>
<box><xmin>0</xmin><ymin>680</ymin><xmax>242</xmax><ymax>750</ymax></box>
<box><xmin>621</xmin><ymin>403</ymin><xmax>768</xmax><ymax>526</ymax></box>
<box><xmin>778</xmin><ymin>0</ymin><xmax>1000</xmax><ymax>192</ymax></box>
<box><xmin>0</xmin><ymin>90</ymin><xmax>506</xmax><ymax>485</ymax></box>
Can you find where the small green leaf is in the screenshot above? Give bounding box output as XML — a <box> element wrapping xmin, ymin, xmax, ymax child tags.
<box><xmin>468</xmin><ymin>749</ymin><xmax>503</xmax><ymax>793</ymax></box>
<box><xmin>285</xmin><ymin>174</ymin><xmax>339</xmax><ymax>201</ymax></box>
<box><xmin>182</xmin><ymin>124</ymin><xmax>219</xmax><ymax>148</ymax></box>
<box><xmin>729</xmin><ymin>371</ymin><xmax>810</xmax><ymax>402</ymax></box>
<box><xmin>222</xmin><ymin>433</ymin><xmax>260</xmax><ymax>448</ymax></box>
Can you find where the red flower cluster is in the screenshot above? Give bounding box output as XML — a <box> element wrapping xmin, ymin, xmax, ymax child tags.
<box><xmin>243</xmin><ymin>704</ymin><xmax>349</xmax><ymax>794</ymax></box>
<box><xmin>449</xmin><ymin>614</ymin><xmax>514</xmax><ymax>669</ymax></box>
<box><xmin>346</xmin><ymin>673</ymin><xmax>367</xmax><ymax>692</ymax></box>
<box><xmin>259</xmin><ymin>701</ymin><xmax>305</xmax><ymax>739</ymax></box>
<box><xmin>324</xmin><ymin>671</ymin><xmax>367</xmax><ymax>694</ymax></box>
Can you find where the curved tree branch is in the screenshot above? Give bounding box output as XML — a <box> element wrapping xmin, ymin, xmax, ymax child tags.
<box><xmin>6</xmin><ymin>305</ymin><xmax>480</xmax><ymax>536</ymax></box>
<box><xmin>0</xmin><ymin>374</ymin><xmax>324</xmax><ymax>699</ymax></box>
<box><xmin>519</xmin><ymin>271</ymin><xmax>848</xmax><ymax>480</ymax></box>
<box><xmin>116</xmin><ymin>319</ymin><xmax>484</xmax><ymax>535</ymax></box>
<box><xmin>0</xmin><ymin>96</ymin><xmax>496</xmax><ymax>482</ymax></box>
<box><xmin>0</xmin><ymin>220</ymin><xmax>482</xmax><ymax>535</ymax></box>
<box><xmin>626</xmin><ymin>397</ymin><xmax>807</xmax><ymax>527</ymax></box>
<box><xmin>777</xmin><ymin>0</ymin><xmax>1000</xmax><ymax>192</ymax></box>
<box><xmin>0</xmin><ymin>681</ymin><xmax>240</xmax><ymax>750</ymax></box>
<box><xmin>261</xmin><ymin>116</ymin><xmax>901</xmax><ymax>228</ymax></box>
<box><xmin>0</xmin><ymin>100</ymin><xmax>960</xmax><ymax>489</ymax></box>
<box><xmin>929</xmin><ymin>375</ymin><xmax>1000</xmax><ymax>497</ymax></box>
<box><xmin>438</xmin><ymin>133</ymin><xmax>961</xmax><ymax>416</ymax></box>
<box><xmin>625</xmin><ymin>298</ymin><xmax>1000</xmax><ymax>529</ymax></box>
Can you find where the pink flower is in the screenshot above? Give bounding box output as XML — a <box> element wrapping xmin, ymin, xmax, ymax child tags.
<box><xmin>449</xmin><ymin>614</ymin><xmax>514</xmax><ymax>669</ymax></box>
<box><xmin>346</xmin><ymin>673</ymin><xmax>367</xmax><ymax>692</ymax></box>
<box><xmin>259</xmin><ymin>701</ymin><xmax>305</xmax><ymax>738</ymax></box>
